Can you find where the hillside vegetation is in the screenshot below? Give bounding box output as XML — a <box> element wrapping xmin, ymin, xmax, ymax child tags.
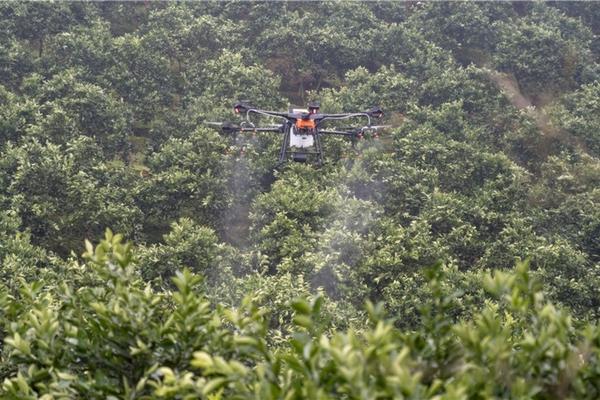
<box><xmin>0</xmin><ymin>2</ymin><xmax>599</xmax><ymax>398</ymax></box>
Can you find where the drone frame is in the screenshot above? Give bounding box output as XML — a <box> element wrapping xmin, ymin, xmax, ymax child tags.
<box><xmin>210</xmin><ymin>101</ymin><xmax>386</xmax><ymax>166</ymax></box>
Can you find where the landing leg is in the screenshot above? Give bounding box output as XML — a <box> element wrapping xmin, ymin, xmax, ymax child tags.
<box><xmin>278</xmin><ymin>127</ymin><xmax>290</xmax><ymax>165</ymax></box>
<box><xmin>314</xmin><ymin>133</ymin><xmax>324</xmax><ymax>166</ymax></box>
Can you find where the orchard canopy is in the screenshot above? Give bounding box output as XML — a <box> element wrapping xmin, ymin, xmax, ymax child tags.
<box><xmin>0</xmin><ymin>2</ymin><xmax>599</xmax><ymax>399</ymax></box>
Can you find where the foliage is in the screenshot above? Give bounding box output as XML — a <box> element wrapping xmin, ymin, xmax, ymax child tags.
<box><xmin>551</xmin><ymin>82</ymin><xmax>600</xmax><ymax>157</ymax></box>
<box><xmin>135</xmin><ymin>128</ymin><xmax>230</xmax><ymax>238</ymax></box>
<box><xmin>493</xmin><ymin>5</ymin><xmax>596</xmax><ymax>93</ymax></box>
<box><xmin>137</xmin><ymin>217</ymin><xmax>221</xmax><ymax>285</ymax></box>
<box><xmin>1</xmin><ymin>138</ymin><xmax>141</xmax><ymax>254</ymax></box>
<box><xmin>0</xmin><ymin>2</ymin><xmax>599</xmax><ymax>397</ymax></box>
<box><xmin>21</xmin><ymin>69</ymin><xmax>132</xmax><ymax>157</ymax></box>
<box><xmin>3</xmin><ymin>238</ymin><xmax>600</xmax><ymax>398</ymax></box>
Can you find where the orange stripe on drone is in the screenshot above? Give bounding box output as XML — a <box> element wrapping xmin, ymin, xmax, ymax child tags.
<box><xmin>295</xmin><ymin>119</ymin><xmax>316</xmax><ymax>129</ymax></box>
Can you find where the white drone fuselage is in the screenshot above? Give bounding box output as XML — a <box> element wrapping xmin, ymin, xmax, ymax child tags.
<box><xmin>289</xmin><ymin>126</ymin><xmax>314</xmax><ymax>148</ymax></box>
<box><xmin>289</xmin><ymin>108</ymin><xmax>314</xmax><ymax>148</ymax></box>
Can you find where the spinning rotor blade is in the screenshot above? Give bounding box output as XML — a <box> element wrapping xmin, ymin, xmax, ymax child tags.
<box><xmin>239</xmin><ymin>126</ymin><xmax>284</xmax><ymax>134</ymax></box>
<box><xmin>204</xmin><ymin>121</ymin><xmax>241</xmax><ymax>134</ymax></box>
<box><xmin>322</xmin><ymin>125</ymin><xmax>391</xmax><ymax>132</ymax></box>
<box><xmin>362</xmin><ymin>125</ymin><xmax>392</xmax><ymax>130</ymax></box>
<box><xmin>362</xmin><ymin>125</ymin><xmax>393</xmax><ymax>139</ymax></box>
<box><xmin>317</xmin><ymin>129</ymin><xmax>358</xmax><ymax>136</ymax></box>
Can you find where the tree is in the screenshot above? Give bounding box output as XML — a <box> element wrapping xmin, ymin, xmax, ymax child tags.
<box><xmin>20</xmin><ymin>69</ymin><xmax>132</xmax><ymax>158</ymax></box>
<box><xmin>139</xmin><ymin>5</ymin><xmax>240</xmax><ymax>85</ymax></box>
<box><xmin>253</xmin><ymin>2</ymin><xmax>381</xmax><ymax>96</ymax></box>
<box><xmin>551</xmin><ymin>82</ymin><xmax>600</xmax><ymax>157</ymax></box>
<box><xmin>249</xmin><ymin>164</ymin><xmax>338</xmax><ymax>273</ymax></box>
<box><xmin>406</xmin><ymin>2</ymin><xmax>509</xmax><ymax>65</ymax></box>
<box><xmin>1</xmin><ymin>2</ymin><xmax>95</xmax><ymax>58</ymax></box>
<box><xmin>185</xmin><ymin>50</ymin><xmax>285</xmax><ymax>119</ymax></box>
<box><xmin>493</xmin><ymin>5</ymin><xmax>596</xmax><ymax>94</ymax></box>
<box><xmin>3</xmin><ymin>138</ymin><xmax>141</xmax><ymax>255</ymax></box>
<box><xmin>0</xmin><ymin>210</ymin><xmax>54</xmax><ymax>294</ymax></box>
<box><xmin>137</xmin><ymin>218</ymin><xmax>221</xmax><ymax>284</ymax></box>
<box><xmin>0</xmin><ymin>35</ymin><xmax>33</xmax><ymax>89</ymax></box>
<box><xmin>107</xmin><ymin>33</ymin><xmax>175</xmax><ymax>125</ymax></box>
<box><xmin>0</xmin><ymin>85</ymin><xmax>38</xmax><ymax>147</ymax></box>
<box><xmin>41</xmin><ymin>20</ymin><xmax>115</xmax><ymax>84</ymax></box>
<box><xmin>135</xmin><ymin>128</ymin><xmax>231</xmax><ymax>239</ymax></box>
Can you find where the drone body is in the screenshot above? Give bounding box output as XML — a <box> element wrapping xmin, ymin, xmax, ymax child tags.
<box><xmin>206</xmin><ymin>101</ymin><xmax>388</xmax><ymax>166</ymax></box>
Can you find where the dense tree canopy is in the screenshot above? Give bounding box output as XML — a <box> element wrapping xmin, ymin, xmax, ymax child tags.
<box><xmin>0</xmin><ymin>1</ymin><xmax>599</xmax><ymax>398</ymax></box>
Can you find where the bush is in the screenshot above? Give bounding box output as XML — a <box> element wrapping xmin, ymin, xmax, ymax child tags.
<box><xmin>3</xmin><ymin>235</ymin><xmax>600</xmax><ymax>399</ymax></box>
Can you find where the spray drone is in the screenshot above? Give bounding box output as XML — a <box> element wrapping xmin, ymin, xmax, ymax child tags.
<box><xmin>206</xmin><ymin>101</ymin><xmax>389</xmax><ymax>165</ymax></box>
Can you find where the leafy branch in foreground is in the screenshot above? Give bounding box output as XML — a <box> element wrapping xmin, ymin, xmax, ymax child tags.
<box><xmin>1</xmin><ymin>233</ymin><xmax>600</xmax><ymax>399</ymax></box>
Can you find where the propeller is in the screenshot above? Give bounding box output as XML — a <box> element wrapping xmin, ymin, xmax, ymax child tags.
<box><xmin>362</xmin><ymin>125</ymin><xmax>392</xmax><ymax>130</ymax></box>
<box><xmin>327</xmin><ymin>125</ymin><xmax>392</xmax><ymax>132</ymax></box>
<box><xmin>261</xmin><ymin>124</ymin><xmax>285</xmax><ymax>131</ymax></box>
<box><xmin>362</xmin><ymin>125</ymin><xmax>392</xmax><ymax>139</ymax></box>
<box><xmin>366</xmin><ymin>106</ymin><xmax>384</xmax><ymax>119</ymax></box>
<box><xmin>204</xmin><ymin>121</ymin><xmax>241</xmax><ymax>134</ymax></box>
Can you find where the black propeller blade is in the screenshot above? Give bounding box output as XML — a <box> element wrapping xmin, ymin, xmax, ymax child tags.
<box><xmin>204</xmin><ymin>121</ymin><xmax>241</xmax><ymax>134</ymax></box>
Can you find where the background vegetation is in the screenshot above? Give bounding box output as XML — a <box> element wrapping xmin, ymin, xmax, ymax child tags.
<box><xmin>0</xmin><ymin>1</ymin><xmax>599</xmax><ymax>398</ymax></box>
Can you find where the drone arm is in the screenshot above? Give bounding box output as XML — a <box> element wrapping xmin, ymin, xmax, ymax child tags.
<box><xmin>319</xmin><ymin>113</ymin><xmax>368</xmax><ymax>118</ymax></box>
<box><xmin>318</xmin><ymin>129</ymin><xmax>358</xmax><ymax>137</ymax></box>
<box><xmin>317</xmin><ymin>113</ymin><xmax>372</xmax><ymax>127</ymax></box>
<box><xmin>246</xmin><ymin>109</ymin><xmax>292</xmax><ymax>121</ymax></box>
<box><xmin>239</xmin><ymin>127</ymin><xmax>283</xmax><ymax>134</ymax></box>
<box><xmin>317</xmin><ymin>107</ymin><xmax>383</xmax><ymax>126</ymax></box>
